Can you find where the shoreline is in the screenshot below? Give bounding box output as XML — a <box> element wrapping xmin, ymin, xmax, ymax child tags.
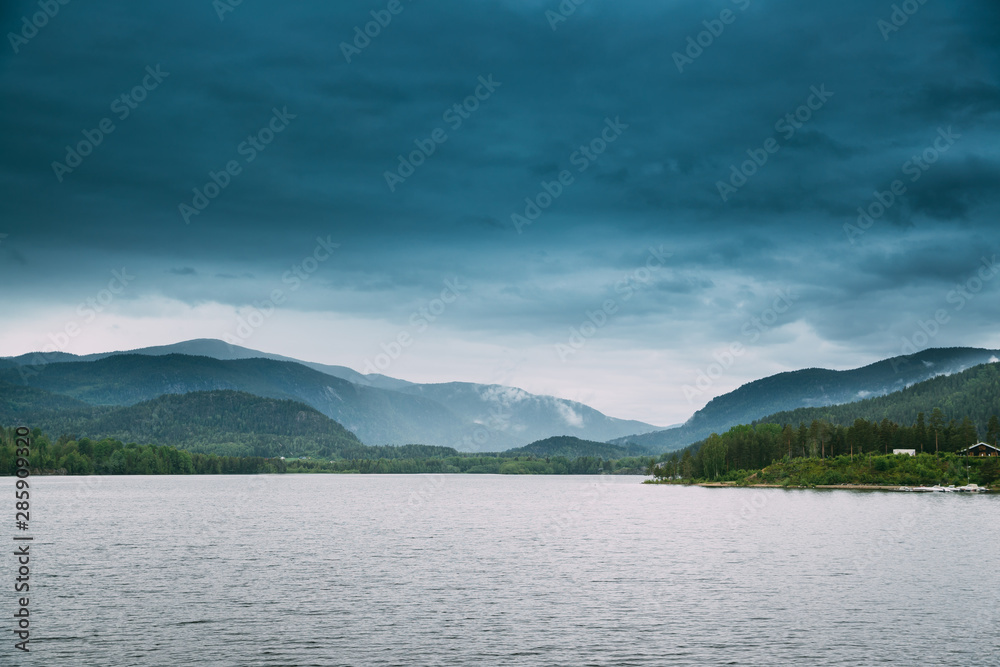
<box><xmin>645</xmin><ymin>481</ymin><xmax>995</xmax><ymax>492</ymax></box>
<box><xmin>701</xmin><ymin>482</ymin><xmax>907</xmax><ymax>491</ymax></box>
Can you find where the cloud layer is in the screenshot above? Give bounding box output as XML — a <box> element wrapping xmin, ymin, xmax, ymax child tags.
<box><xmin>2</xmin><ymin>0</ymin><xmax>998</xmax><ymax>424</ymax></box>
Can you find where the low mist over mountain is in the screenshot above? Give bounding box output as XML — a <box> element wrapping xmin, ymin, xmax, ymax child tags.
<box><xmin>614</xmin><ymin>347</ymin><xmax>1000</xmax><ymax>452</ymax></box>
<box><xmin>393</xmin><ymin>382</ymin><xmax>657</xmax><ymax>445</ymax></box>
<box><xmin>3</xmin><ymin>340</ymin><xmax>661</xmax><ymax>450</ymax></box>
<box><xmin>754</xmin><ymin>361</ymin><xmax>1000</xmax><ymax>436</ymax></box>
<box><xmin>7</xmin><ymin>341</ymin><xmax>997</xmax><ymax>455</ymax></box>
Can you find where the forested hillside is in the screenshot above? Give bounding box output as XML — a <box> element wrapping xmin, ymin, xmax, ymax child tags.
<box><xmin>504</xmin><ymin>435</ymin><xmax>651</xmax><ymax>459</ymax></box>
<box><xmin>2</xmin><ymin>351</ymin><xmax>659</xmax><ymax>449</ymax></box>
<box><xmin>615</xmin><ymin>348</ymin><xmax>999</xmax><ymax>452</ymax></box>
<box><xmin>0</xmin><ymin>427</ymin><xmax>285</xmax><ymax>476</ymax></box>
<box><xmin>2</xmin><ymin>390</ymin><xmax>364</xmax><ymax>459</ymax></box>
<box><xmin>756</xmin><ymin>362</ymin><xmax>1000</xmax><ymax>434</ymax></box>
<box><xmin>656</xmin><ymin>413</ymin><xmax>999</xmax><ymax>482</ymax></box>
<box><xmin>1</xmin><ymin>353</ymin><xmax>467</xmax><ymax>446</ymax></box>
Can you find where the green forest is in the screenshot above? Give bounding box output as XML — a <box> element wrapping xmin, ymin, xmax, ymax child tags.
<box><xmin>284</xmin><ymin>454</ymin><xmax>652</xmax><ymax>475</ymax></box>
<box><xmin>4</xmin><ymin>357</ymin><xmax>998</xmax><ymax>482</ymax></box>
<box><xmin>0</xmin><ymin>427</ymin><xmax>286</xmax><ymax>476</ymax></box>
<box><xmin>754</xmin><ymin>362</ymin><xmax>1000</xmax><ymax>436</ymax></box>
<box><xmin>0</xmin><ymin>388</ymin><xmax>364</xmax><ymax>459</ymax></box>
<box><xmin>648</xmin><ymin>412</ymin><xmax>1000</xmax><ymax>487</ymax></box>
<box><xmin>0</xmin><ymin>427</ymin><xmax>653</xmax><ymax>477</ymax></box>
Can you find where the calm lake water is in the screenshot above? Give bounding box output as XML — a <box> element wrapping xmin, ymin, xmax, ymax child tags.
<box><xmin>8</xmin><ymin>474</ymin><xmax>1000</xmax><ymax>665</ymax></box>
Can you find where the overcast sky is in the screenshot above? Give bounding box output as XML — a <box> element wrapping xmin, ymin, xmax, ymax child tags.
<box><xmin>2</xmin><ymin>0</ymin><xmax>998</xmax><ymax>426</ymax></box>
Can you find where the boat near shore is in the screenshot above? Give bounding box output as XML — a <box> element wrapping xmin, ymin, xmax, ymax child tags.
<box><xmin>898</xmin><ymin>484</ymin><xmax>988</xmax><ymax>493</ymax></box>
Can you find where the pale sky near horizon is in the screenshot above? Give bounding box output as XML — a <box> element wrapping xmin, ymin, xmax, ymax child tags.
<box><xmin>2</xmin><ymin>0</ymin><xmax>999</xmax><ymax>426</ymax></box>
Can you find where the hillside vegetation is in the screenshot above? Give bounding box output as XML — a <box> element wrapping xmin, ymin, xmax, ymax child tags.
<box><xmin>2</xmin><ymin>389</ymin><xmax>363</xmax><ymax>459</ymax></box>
<box><xmin>503</xmin><ymin>435</ymin><xmax>651</xmax><ymax>459</ymax></box>
<box><xmin>616</xmin><ymin>348</ymin><xmax>999</xmax><ymax>452</ymax></box>
<box><xmin>756</xmin><ymin>362</ymin><xmax>1000</xmax><ymax>435</ymax></box>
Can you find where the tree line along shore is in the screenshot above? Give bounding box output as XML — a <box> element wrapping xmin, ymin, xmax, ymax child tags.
<box><xmin>646</xmin><ymin>413</ymin><xmax>999</xmax><ymax>488</ymax></box>
<box><xmin>0</xmin><ymin>428</ymin><xmax>651</xmax><ymax>476</ymax></box>
<box><xmin>3</xmin><ymin>412</ymin><xmax>997</xmax><ymax>487</ymax></box>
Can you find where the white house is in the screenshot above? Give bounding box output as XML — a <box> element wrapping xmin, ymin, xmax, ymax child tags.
<box><xmin>892</xmin><ymin>449</ymin><xmax>916</xmax><ymax>456</ymax></box>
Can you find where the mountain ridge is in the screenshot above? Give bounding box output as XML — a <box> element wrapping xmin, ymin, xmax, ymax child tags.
<box><xmin>613</xmin><ymin>347</ymin><xmax>1000</xmax><ymax>452</ymax></box>
<box><xmin>1</xmin><ymin>345</ymin><xmax>661</xmax><ymax>450</ymax></box>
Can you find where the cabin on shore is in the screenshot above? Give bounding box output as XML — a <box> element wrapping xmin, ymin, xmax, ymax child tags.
<box><xmin>957</xmin><ymin>443</ymin><xmax>1000</xmax><ymax>457</ymax></box>
<box><xmin>893</xmin><ymin>449</ymin><xmax>916</xmax><ymax>456</ymax></box>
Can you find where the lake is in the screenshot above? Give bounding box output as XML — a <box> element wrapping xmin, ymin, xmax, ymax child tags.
<box><xmin>10</xmin><ymin>474</ymin><xmax>1000</xmax><ymax>665</ymax></box>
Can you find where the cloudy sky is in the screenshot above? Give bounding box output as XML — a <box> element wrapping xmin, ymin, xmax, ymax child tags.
<box><xmin>2</xmin><ymin>0</ymin><xmax>998</xmax><ymax>426</ymax></box>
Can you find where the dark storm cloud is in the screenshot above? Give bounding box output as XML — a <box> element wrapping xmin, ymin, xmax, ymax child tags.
<box><xmin>1</xmin><ymin>0</ymin><xmax>998</xmax><ymax>372</ymax></box>
<box><xmin>905</xmin><ymin>156</ymin><xmax>1000</xmax><ymax>221</ymax></box>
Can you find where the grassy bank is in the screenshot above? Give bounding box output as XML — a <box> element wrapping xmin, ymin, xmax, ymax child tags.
<box><xmin>646</xmin><ymin>452</ymin><xmax>998</xmax><ymax>489</ymax></box>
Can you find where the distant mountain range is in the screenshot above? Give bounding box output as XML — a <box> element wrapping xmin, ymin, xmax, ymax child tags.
<box><xmin>0</xmin><ymin>381</ymin><xmax>650</xmax><ymax>462</ymax></box>
<box><xmin>612</xmin><ymin>347</ymin><xmax>1000</xmax><ymax>452</ymax></box>
<box><xmin>5</xmin><ymin>341</ymin><xmax>998</xmax><ymax>456</ymax></box>
<box><xmin>3</xmin><ymin>339</ymin><xmax>661</xmax><ymax>451</ymax></box>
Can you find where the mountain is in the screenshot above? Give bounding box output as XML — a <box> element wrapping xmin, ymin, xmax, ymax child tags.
<box><xmin>1</xmin><ymin>349</ymin><xmax>661</xmax><ymax>450</ymax></box>
<box><xmin>394</xmin><ymin>382</ymin><xmax>659</xmax><ymax>445</ymax></box>
<box><xmin>2</xmin><ymin>389</ymin><xmax>364</xmax><ymax>459</ymax></box>
<box><xmin>613</xmin><ymin>347</ymin><xmax>1000</xmax><ymax>452</ymax></box>
<box><xmin>8</xmin><ymin>338</ymin><xmax>411</xmax><ymax>390</ymax></box>
<box><xmin>6</xmin><ymin>339</ymin><xmax>664</xmax><ymax>445</ymax></box>
<box><xmin>753</xmin><ymin>361</ymin><xmax>1000</xmax><ymax>435</ymax></box>
<box><xmin>1</xmin><ymin>354</ymin><xmax>466</xmax><ymax>446</ymax></box>
<box><xmin>0</xmin><ymin>381</ymin><xmax>92</xmax><ymax>413</ymax></box>
<box><xmin>503</xmin><ymin>435</ymin><xmax>652</xmax><ymax>460</ymax></box>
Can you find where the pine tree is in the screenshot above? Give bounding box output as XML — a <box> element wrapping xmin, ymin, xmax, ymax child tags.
<box><xmin>915</xmin><ymin>412</ymin><xmax>927</xmax><ymax>453</ymax></box>
<box><xmin>930</xmin><ymin>408</ymin><xmax>944</xmax><ymax>453</ymax></box>
<box><xmin>987</xmin><ymin>415</ymin><xmax>1000</xmax><ymax>446</ymax></box>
